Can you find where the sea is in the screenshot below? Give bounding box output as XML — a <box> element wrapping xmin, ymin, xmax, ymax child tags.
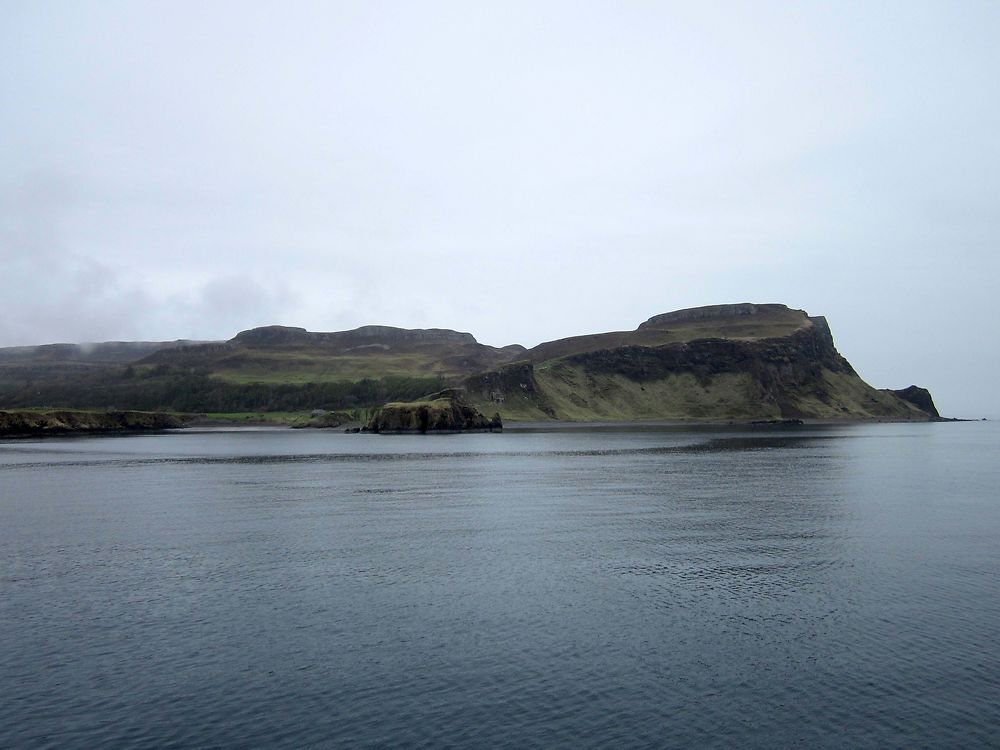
<box><xmin>2</xmin><ymin>422</ymin><xmax>998</xmax><ymax>749</ymax></box>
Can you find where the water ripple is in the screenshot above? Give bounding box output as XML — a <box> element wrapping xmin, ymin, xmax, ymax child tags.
<box><xmin>2</xmin><ymin>424</ymin><xmax>999</xmax><ymax>748</ymax></box>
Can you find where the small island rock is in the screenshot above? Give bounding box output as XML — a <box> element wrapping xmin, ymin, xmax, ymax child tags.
<box><xmin>365</xmin><ymin>390</ymin><xmax>502</xmax><ymax>434</ymax></box>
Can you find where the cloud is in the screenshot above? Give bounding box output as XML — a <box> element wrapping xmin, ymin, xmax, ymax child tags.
<box><xmin>160</xmin><ymin>275</ymin><xmax>295</xmax><ymax>341</ymax></box>
<box><xmin>0</xmin><ymin>173</ymin><xmax>149</xmax><ymax>344</ymax></box>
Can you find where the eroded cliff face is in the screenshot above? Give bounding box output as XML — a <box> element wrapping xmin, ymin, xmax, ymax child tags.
<box><xmin>464</xmin><ymin>363</ymin><xmax>555</xmax><ymax>418</ymax></box>
<box><xmin>463</xmin><ymin>307</ymin><xmax>938</xmax><ymax>422</ymax></box>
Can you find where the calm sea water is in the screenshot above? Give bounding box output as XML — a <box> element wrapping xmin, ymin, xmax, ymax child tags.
<box><xmin>2</xmin><ymin>422</ymin><xmax>999</xmax><ymax>748</ymax></box>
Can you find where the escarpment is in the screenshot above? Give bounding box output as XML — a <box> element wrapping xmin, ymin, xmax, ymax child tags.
<box><xmin>463</xmin><ymin>304</ymin><xmax>938</xmax><ymax>422</ymax></box>
<box><xmin>0</xmin><ymin>303</ymin><xmax>941</xmax><ymax>422</ymax></box>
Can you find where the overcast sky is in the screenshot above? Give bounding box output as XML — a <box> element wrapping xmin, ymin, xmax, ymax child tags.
<box><xmin>2</xmin><ymin>1</ymin><xmax>998</xmax><ymax>417</ymax></box>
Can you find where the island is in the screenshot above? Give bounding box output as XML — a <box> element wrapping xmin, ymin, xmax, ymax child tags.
<box><xmin>363</xmin><ymin>390</ymin><xmax>502</xmax><ymax>434</ymax></box>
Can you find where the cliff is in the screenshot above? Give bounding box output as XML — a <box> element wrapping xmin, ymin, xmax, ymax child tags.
<box><xmin>463</xmin><ymin>304</ymin><xmax>939</xmax><ymax>422</ymax></box>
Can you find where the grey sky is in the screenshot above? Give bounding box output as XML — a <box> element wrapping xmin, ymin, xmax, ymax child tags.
<box><xmin>2</xmin><ymin>1</ymin><xmax>998</xmax><ymax>417</ymax></box>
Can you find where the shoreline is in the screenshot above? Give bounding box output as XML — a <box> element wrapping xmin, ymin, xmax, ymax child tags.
<box><xmin>0</xmin><ymin>409</ymin><xmax>187</xmax><ymax>438</ymax></box>
<box><xmin>1</xmin><ymin>409</ymin><xmax>977</xmax><ymax>439</ymax></box>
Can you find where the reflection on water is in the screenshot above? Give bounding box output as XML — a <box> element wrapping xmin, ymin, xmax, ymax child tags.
<box><xmin>1</xmin><ymin>423</ymin><xmax>999</xmax><ymax>748</ymax></box>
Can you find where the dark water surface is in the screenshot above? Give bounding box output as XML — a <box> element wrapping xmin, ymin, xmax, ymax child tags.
<box><xmin>2</xmin><ymin>423</ymin><xmax>999</xmax><ymax>748</ymax></box>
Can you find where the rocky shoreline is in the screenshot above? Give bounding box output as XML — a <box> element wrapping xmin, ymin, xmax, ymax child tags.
<box><xmin>0</xmin><ymin>410</ymin><xmax>185</xmax><ymax>437</ymax></box>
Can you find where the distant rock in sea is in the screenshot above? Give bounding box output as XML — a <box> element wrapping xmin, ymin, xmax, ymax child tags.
<box><xmin>364</xmin><ymin>390</ymin><xmax>502</xmax><ymax>434</ymax></box>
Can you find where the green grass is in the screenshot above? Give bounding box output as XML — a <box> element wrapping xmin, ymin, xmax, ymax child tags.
<box><xmin>536</xmin><ymin>366</ymin><xmax>775</xmax><ymax>421</ymax></box>
<box><xmin>3</xmin><ymin>406</ymin><xmax>114</xmax><ymax>413</ymax></box>
<box><xmin>468</xmin><ymin>359</ymin><xmax>928</xmax><ymax>423</ymax></box>
<box><xmin>208</xmin><ymin>352</ymin><xmax>456</xmax><ymax>384</ymax></box>
<box><xmin>525</xmin><ymin>310</ymin><xmax>812</xmax><ymax>363</ymax></box>
<box><xmin>791</xmin><ymin>371</ymin><xmax>931</xmax><ymax>419</ymax></box>
<box><xmin>197</xmin><ymin>411</ymin><xmax>310</xmax><ymax>423</ymax></box>
<box><xmin>469</xmin><ymin>363</ymin><xmax>772</xmax><ymax>422</ymax></box>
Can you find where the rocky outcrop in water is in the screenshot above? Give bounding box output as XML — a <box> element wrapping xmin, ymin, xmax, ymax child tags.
<box><xmin>365</xmin><ymin>391</ymin><xmax>502</xmax><ymax>434</ymax></box>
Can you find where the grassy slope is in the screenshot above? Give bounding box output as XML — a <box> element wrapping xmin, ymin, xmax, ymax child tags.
<box><xmin>169</xmin><ymin>341</ymin><xmax>514</xmax><ymax>384</ymax></box>
<box><xmin>540</xmin><ymin>368</ymin><xmax>766</xmax><ymax>421</ymax></box>
<box><xmin>197</xmin><ymin>411</ymin><xmax>315</xmax><ymax>423</ymax></box>
<box><xmin>209</xmin><ymin>351</ymin><xmax>449</xmax><ymax>383</ymax></box>
<box><xmin>468</xmin><ymin>364</ymin><xmax>775</xmax><ymax>422</ymax></box>
<box><xmin>800</xmin><ymin>371</ymin><xmax>930</xmax><ymax>419</ymax></box>
<box><xmin>526</xmin><ymin>309</ymin><xmax>810</xmax><ymax>363</ymax></box>
<box><xmin>470</xmin><ymin>364</ymin><xmax>930</xmax><ymax>422</ymax></box>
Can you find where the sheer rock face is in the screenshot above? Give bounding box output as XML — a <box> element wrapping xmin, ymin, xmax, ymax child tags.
<box><xmin>566</xmin><ymin>324</ymin><xmax>849</xmax><ymax>383</ymax></box>
<box><xmin>365</xmin><ymin>391</ymin><xmax>502</xmax><ymax>434</ymax></box>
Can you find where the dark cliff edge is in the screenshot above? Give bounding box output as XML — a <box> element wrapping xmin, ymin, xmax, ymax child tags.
<box><xmin>463</xmin><ymin>305</ymin><xmax>941</xmax><ymax>423</ymax></box>
<box><xmin>365</xmin><ymin>390</ymin><xmax>502</xmax><ymax>434</ymax></box>
<box><xmin>0</xmin><ymin>410</ymin><xmax>186</xmax><ymax>437</ymax></box>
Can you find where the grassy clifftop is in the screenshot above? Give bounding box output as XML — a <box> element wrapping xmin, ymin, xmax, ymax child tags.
<box><xmin>463</xmin><ymin>306</ymin><xmax>937</xmax><ymax>422</ymax></box>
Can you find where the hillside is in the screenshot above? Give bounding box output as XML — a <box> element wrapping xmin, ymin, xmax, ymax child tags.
<box><xmin>465</xmin><ymin>304</ymin><xmax>936</xmax><ymax>421</ymax></box>
<box><xmin>0</xmin><ymin>304</ymin><xmax>939</xmax><ymax>422</ymax></box>
<box><xmin>141</xmin><ymin>324</ymin><xmax>526</xmax><ymax>383</ymax></box>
